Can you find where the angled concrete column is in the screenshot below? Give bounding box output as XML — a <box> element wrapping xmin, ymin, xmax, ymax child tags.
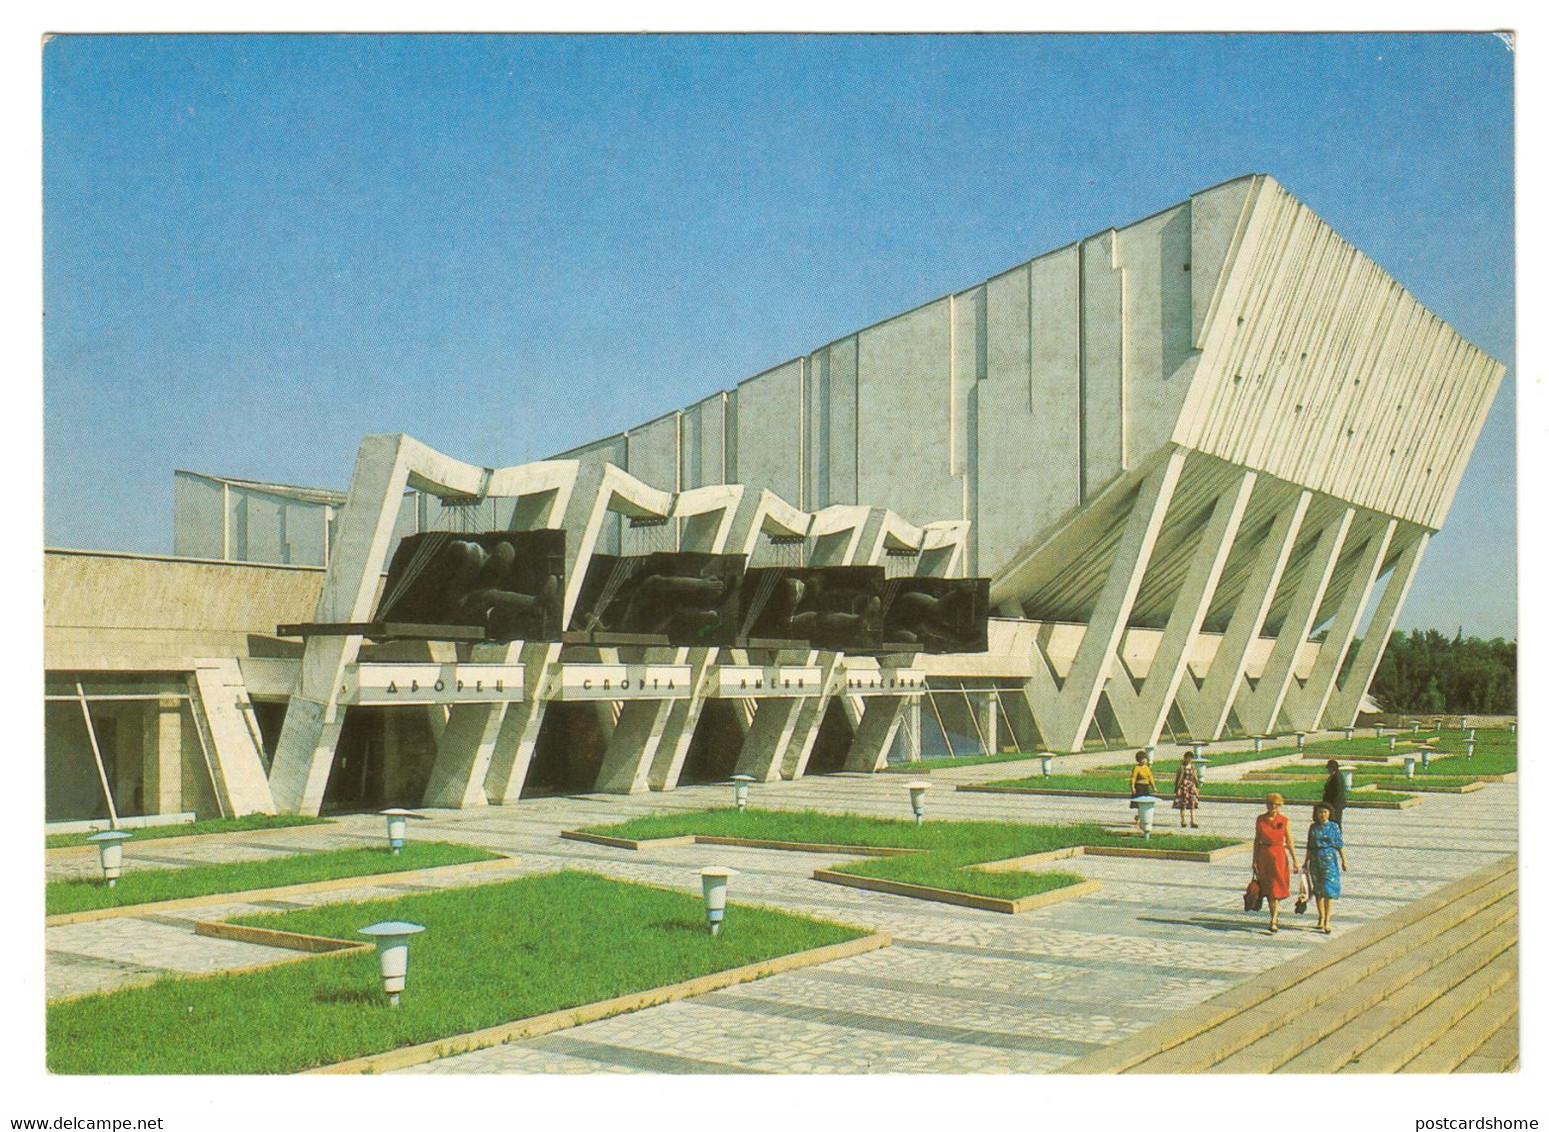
<box><xmin>594</xmin><ymin>698</ymin><xmax>678</xmax><ymax>794</ymax></box>
<box><xmin>842</xmin><ymin>695</ymin><xmax>912</xmax><ymax>772</ymax></box>
<box><xmin>192</xmin><ymin>659</ymin><xmax>275</xmax><ymax>815</ymax></box>
<box><xmin>645</xmin><ymin>650</ymin><xmax>718</xmax><ymax>790</ymax></box>
<box><xmin>419</xmin><ymin>643</ymin><xmax>521</xmax><ymax>808</ymax></box>
<box><xmin>1107</xmin><ymin>469</ymin><xmax>1255</xmax><ymax>746</ymax></box>
<box><xmin>1019</xmin><ymin>448</ymin><xmax>1187</xmax><ymax>751</ymax></box>
<box><xmin>1233</xmin><ymin>504</ymin><xmax>1354</xmax><ymax>736</ymax></box>
<box><xmin>735</xmin><ymin>698</ymin><xmax>803</xmax><ymax>781</ymax></box>
<box><xmin>779</xmin><ymin>653</ymin><xmax>847</xmax><ymax>778</ymax></box>
<box><xmin>1175</xmin><ymin>488</ymin><xmax>1310</xmax><ymax>740</ymax></box>
<box><xmin>1283</xmin><ymin>518</ymin><xmax>1396</xmax><ymax>731</ymax></box>
<box><xmin>482</xmin><ymin>642</ymin><xmax>561</xmax><ymax>803</ymax></box>
<box><xmin>1323</xmin><ymin>531</ymin><xmax>1429</xmax><ymax>727</ymax></box>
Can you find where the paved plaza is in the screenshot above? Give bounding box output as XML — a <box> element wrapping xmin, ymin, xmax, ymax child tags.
<box><xmin>44</xmin><ymin>739</ymin><xmax>1518</xmax><ymax>1073</ymax></box>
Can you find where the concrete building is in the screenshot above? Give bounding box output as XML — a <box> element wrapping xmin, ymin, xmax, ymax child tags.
<box><xmin>44</xmin><ymin>174</ymin><xmax>1503</xmax><ymax>822</ymax></box>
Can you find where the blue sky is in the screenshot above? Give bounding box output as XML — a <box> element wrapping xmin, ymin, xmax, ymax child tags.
<box><xmin>42</xmin><ymin>32</ymin><xmax>1516</xmax><ymax>637</ymax></box>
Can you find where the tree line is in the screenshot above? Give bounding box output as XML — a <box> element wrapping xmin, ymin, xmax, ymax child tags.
<box><xmin>1366</xmin><ymin>629</ymin><xmax>1516</xmax><ymax>714</ymax></box>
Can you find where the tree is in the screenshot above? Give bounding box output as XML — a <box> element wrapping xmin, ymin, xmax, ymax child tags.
<box><xmin>1367</xmin><ymin>629</ymin><xmax>1516</xmax><ymax>713</ymax></box>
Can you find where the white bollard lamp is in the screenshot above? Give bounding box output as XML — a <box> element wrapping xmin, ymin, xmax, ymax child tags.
<box><xmin>1252</xmin><ymin>734</ymin><xmax>1266</xmax><ymax>753</ymax></box>
<box><xmin>1375</xmin><ymin>725</ymin><xmax>1386</xmax><ymax>738</ymax></box>
<box><xmin>1039</xmin><ymin>753</ymin><xmax>1054</xmax><ymax>777</ymax></box>
<box><xmin>1420</xmin><ymin>744</ymin><xmax>1432</xmax><ymax>769</ymax></box>
<box><xmin>1464</xmin><ymin>740</ymin><xmax>1476</xmax><ymax>761</ymax></box>
<box><xmin>1342</xmin><ymin>727</ymin><xmax>1355</xmax><ymax>741</ymax></box>
<box><xmin>1131</xmin><ymin>795</ymin><xmax>1161</xmax><ymax>839</ymax></box>
<box><xmin>380</xmin><ymin>808</ymin><xmax>426</xmax><ymax>855</ymax></box>
<box><xmin>906</xmin><ymin>781</ymin><xmax>930</xmax><ymax>824</ymax></box>
<box><xmin>88</xmin><ymin>830</ymin><xmax>132</xmax><ymax>887</ymax></box>
<box><xmin>1295</xmin><ymin>731</ymin><xmax>1307</xmax><ymax>751</ymax></box>
<box><xmin>1403</xmin><ymin>754</ymin><xmax>1417</xmax><ymax>779</ymax></box>
<box><xmin>1340</xmin><ymin>764</ymin><xmax>1356</xmax><ymax>790</ymax></box>
<box><xmin>1387</xmin><ymin>734</ymin><xmax>1397</xmax><ymax>752</ymax></box>
<box><xmin>699</xmin><ymin>867</ymin><xmax>737</xmax><ymax>936</ymax></box>
<box><xmin>1195</xmin><ymin>753</ymin><xmax>1211</xmax><ymax>781</ymax></box>
<box><xmin>730</xmin><ymin>774</ymin><xmax>756</xmax><ymax>811</ymax></box>
<box><xmin>358</xmin><ymin>920</ymin><xmax>425</xmax><ymax>1006</ymax></box>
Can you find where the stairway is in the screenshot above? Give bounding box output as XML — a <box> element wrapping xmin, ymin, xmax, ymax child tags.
<box><xmin>1059</xmin><ymin>855</ymin><xmax>1518</xmax><ymax>1073</ymax></box>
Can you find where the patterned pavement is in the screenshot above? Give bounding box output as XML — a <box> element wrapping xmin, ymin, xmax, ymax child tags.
<box><xmin>45</xmin><ymin>741</ymin><xmax>1518</xmax><ymax>1073</ymax></box>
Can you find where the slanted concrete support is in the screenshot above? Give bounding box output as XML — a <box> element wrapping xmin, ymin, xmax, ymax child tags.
<box><xmin>419</xmin><ymin>644</ymin><xmax>520</xmax><ymax>807</ymax></box>
<box><xmin>594</xmin><ymin>699</ymin><xmax>677</xmax><ymax>793</ymax></box>
<box><xmin>192</xmin><ymin>659</ymin><xmax>275</xmax><ymax>815</ymax></box>
<box><xmin>779</xmin><ymin>654</ymin><xmax>847</xmax><ymax>778</ymax></box>
<box><xmin>481</xmin><ymin>642</ymin><xmax>561</xmax><ymax>803</ymax></box>
<box><xmin>735</xmin><ymin>697</ymin><xmax>803</xmax><ymax>781</ymax></box>
<box><xmin>1283</xmin><ymin>517</ymin><xmax>1397</xmax><ymax>731</ymax></box>
<box><xmin>843</xmin><ymin>694</ymin><xmax>913</xmax><ymax>772</ymax></box>
<box><xmin>1233</xmin><ymin>504</ymin><xmax>1354</xmax><ymax>736</ymax></box>
<box><xmin>1018</xmin><ymin>448</ymin><xmax>1187</xmax><ymax>751</ymax></box>
<box><xmin>1106</xmin><ymin>469</ymin><xmax>1255</xmax><ymax>746</ymax></box>
<box><xmin>1323</xmin><ymin>530</ymin><xmax>1429</xmax><ymax>727</ymax></box>
<box><xmin>1175</xmin><ymin>488</ymin><xmax>1310</xmax><ymax>740</ymax></box>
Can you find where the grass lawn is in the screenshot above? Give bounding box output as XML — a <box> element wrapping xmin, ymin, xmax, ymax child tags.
<box><xmin>1241</xmin><ymin>767</ymin><xmax>1480</xmax><ymax>789</ymax></box>
<box><xmin>47</xmin><ymin>814</ymin><xmax>329</xmax><ymax>850</ymax></box>
<box><xmin>583</xmin><ymin>809</ymin><xmax>1233</xmax><ymax>901</ymax></box>
<box><xmin>47</xmin><ymin>871</ymin><xmax>864</xmax><ymax>1074</ymax></box>
<box><xmin>47</xmin><ymin>842</ymin><xmax>501</xmax><ymax>916</ymax></box>
<box><xmin>882</xmin><ymin>752</ymin><xmax>1043</xmax><ymax>772</ymax></box>
<box><xmin>1301</xmin><ymin>728</ymin><xmax>1515</xmax><ymax>766</ymax></box>
<box><xmin>980</xmin><ymin>772</ymin><xmax>1414</xmax><ymax>804</ymax></box>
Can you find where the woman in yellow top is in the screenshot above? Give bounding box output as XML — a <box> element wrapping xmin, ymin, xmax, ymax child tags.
<box><xmin>1129</xmin><ymin>750</ymin><xmax>1156</xmax><ymax>827</ymax></box>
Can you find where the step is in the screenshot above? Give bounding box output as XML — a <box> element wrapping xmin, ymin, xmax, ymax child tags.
<box><xmin>1399</xmin><ymin>972</ymin><xmax>1520</xmax><ymax>1074</ymax></box>
<box><xmin>1057</xmin><ymin>855</ymin><xmax>1516</xmax><ymax>1073</ymax></box>
<box><xmin>1137</xmin><ymin>876</ymin><xmax>1517</xmax><ymax>1072</ymax></box>
<box><xmin>1270</xmin><ymin>916</ymin><xmax>1524</xmax><ymax>1077</ymax></box>
<box><xmin>1340</xmin><ymin>947</ymin><xmax>1517</xmax><ymax>1073</ymax></box>
<box><xmin>1453</xmin><ymin>1009</ymin><xmax>1519</xmax><ymax>1074</ymax></box>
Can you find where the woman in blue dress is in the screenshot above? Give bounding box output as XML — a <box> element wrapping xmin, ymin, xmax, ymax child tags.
<box><xmin>1304</xmin><ymin>803</ymin><xmax>1349</xmax><ymax>933</ymax></box>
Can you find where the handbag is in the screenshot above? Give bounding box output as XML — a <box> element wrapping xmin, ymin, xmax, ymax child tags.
<box><xmin>1294</xmin><ymin>871</ymin><xmax>1310</xmax><ymax>915</ymax></box>
<box><xmin>1243</xmin><ymin>877</ymin><xmax>1263</xmax><ymax>912</ymax></box>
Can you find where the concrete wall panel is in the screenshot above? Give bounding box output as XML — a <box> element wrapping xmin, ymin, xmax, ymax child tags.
<box><xmin>1081</xmin><ymin>231</ymin><xmax>1126</xmax><ymax>498</ymax></box>
<box><xmin>736</xmin><ymin>361</ymin><xmax>805</xmax><ymax>503</ymax></box>
<box><xmin>856</xmin><ymin>299</ymin><xmax>960</xmax><ymax>524</ymax></box>
<box><xmin>827</xmin><ymin>336</ymin><xmax>859</xmax><ymax>505</ymax></box>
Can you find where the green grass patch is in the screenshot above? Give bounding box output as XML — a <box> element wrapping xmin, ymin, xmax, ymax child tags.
<box><xmin>48</xmin><ymin>871</ymin><xmax>864</xmax><ymax>1074</ymax></box>
<box><xmin>583</xmin><ymin>808</ymin><xmax>1233</xmax><ymax>901</ymax></box>
<box><xmin>47</xmin><ymin>842</ymin><xmax>500</xmax><ymax>916</ymax></box>
<box><xmin>1241</xmin><ymin>766</ymin><xmax>1479</xmax><ymax>789</ymax></box>
<box><xmin>882</xmin><ymin>752</ymin><xmax>1044</xmax><ymax>772</ymax></box>
<box><xmin>46</xmin><ymin>814</ymin><xmax>329</xmax><ymax>850</ymax></box>
<box><xmin>980</xmin><ymin>772</ymin><xmax>1414</xmax><ymax>804</ymax></box>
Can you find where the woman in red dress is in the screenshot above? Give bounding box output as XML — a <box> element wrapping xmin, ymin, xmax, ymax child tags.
<box><xmin>1253</xmin><ymin>793</ymin><xmax>1300</xmax><ymax>932</ymax></box>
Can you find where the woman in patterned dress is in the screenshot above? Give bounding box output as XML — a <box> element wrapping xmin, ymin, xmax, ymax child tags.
<box><xmin>1173</xmin><ymin>750</ymin><xmax>1201</xmax><ymax>828</ymax></box>
<box><xmin>1304</xmin><ymin>802</ymin><xmax>1349</xmax><ymax>933</ymax></box>
<box><xmin>1252</xmin><ymin>793</ymin><xmax>1299</xmax><ymax>932</ymax></box>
